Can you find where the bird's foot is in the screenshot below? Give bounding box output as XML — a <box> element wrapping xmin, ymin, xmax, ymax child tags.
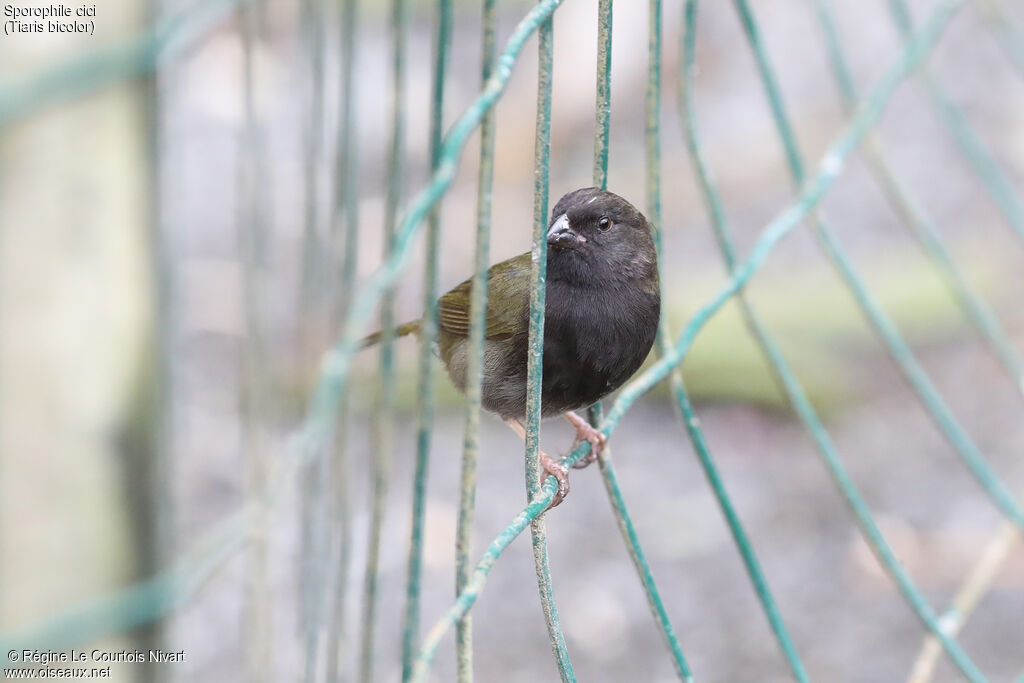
<box><xmin>564</xmin><ymin>410</ymin><xmax>607</xmax><ymax>469</ymax></box>
<box><xmin>505</xmin><ymin>417</ymin><xmax>570</xmax><ymax>510</ymax></box>
<box><xmin>539</xmin><ymin>450</ymin><xmax>570</xmax><ymax>509</ymax></box>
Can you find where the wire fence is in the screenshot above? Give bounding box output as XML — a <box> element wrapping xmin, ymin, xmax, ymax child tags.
<box><xmin>1</xmin><ymin>0</ymin><xmax>1022</xmax><ymax>681</ymax></box>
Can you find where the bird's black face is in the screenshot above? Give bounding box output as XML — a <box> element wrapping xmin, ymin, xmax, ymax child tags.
<box><xmin>546</xmin><ymin>187</ymin><xmax>658</xmax><ymax>287</ymax></box>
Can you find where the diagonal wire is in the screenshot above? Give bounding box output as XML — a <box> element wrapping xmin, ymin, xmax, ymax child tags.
<box><xmin>400</xmin><ymin>0</ymin><xmax>452</xmax><ymax>679</ymax></box>
<box><xmin>885</xmin><ymin>0</ymin><xmax>1024</xmax><ymax>245</ymax></box>
<box><xmin>811</xmin><ymin>0</ymin><xmax>1024</xmax><ymax>394</ymax></box>
<box><xmin>593</xmin><ymin>458</ymin><xmax>694</xmax><ymax>681</ymax></box>
<box><xmin>811</xmin><ymin>6</ymin><xmax>1024</xmax><ymax>676</ymax></box>
<box><xmin>526</xmin><ymin>9</ymin><xmax>576</xmax><ymax>681</ymax></box>
<box><xmin>409</xmin><ymin>4</ymin><xmax>967</xmax><ymax>678</ymax></box>
<box><xmin>450</xmin><ymin>1</ymin><xmax>499</xmax><ymax>681</ymax></box>
<box><xmin>681</xmin><ymin>1</ymin><xmax>985</xmax><ymax>679</ymax></box>
<box><xmin>662</xmin><ymin>3</ymin><xmax>810</xmax><ymax>678</ymax></box>
<box><xmin>732</xmin><ymin>0</ymin><xmax>1024</xmax><ymax>534</ymax></box>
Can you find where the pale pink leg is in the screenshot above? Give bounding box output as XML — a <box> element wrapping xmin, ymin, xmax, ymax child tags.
<box><xmin>563</xmin><ymin>410</ymin><xmax>607</xmax><ymax>469</ymax></box>
<box><xmin>505</xmin><ymin>418</ymin><xmax>569</xmax><ymax>509</ymax></box>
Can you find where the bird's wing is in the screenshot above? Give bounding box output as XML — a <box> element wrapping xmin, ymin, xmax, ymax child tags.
<box><xmin>438</xmin><ymin>252</ymin><xmax>531</xmax><ymax>341</ymax></box>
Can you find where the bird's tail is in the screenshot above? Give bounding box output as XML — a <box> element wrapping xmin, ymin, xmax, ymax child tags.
<box><xmin>359</xmin><ymin>320</ymin><xmax>420</xmax><ymax>349</ymax></box>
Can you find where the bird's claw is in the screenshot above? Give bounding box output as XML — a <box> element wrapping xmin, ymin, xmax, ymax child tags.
<box><xmin>572</xmin><ymin>451</ymin><xmax>598</xmax><ymax>469</ymax></box>
<box><xmin>564</xmin><ymin>411</ymin><xmax>607</xmax><ymax>469</ymax></box>
<box><xmin>505</xmin><ymin>417</ymin><xmax>572</xmax><ymax>510</ymax></box>
<box><xmin>539</xmin><ymin>451</ymin><xmax>570</xmax><ymax>510</ymax></box>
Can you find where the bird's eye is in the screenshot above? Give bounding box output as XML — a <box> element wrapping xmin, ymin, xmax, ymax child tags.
<box><xmin>598</xmin><ymin>216</ymin><xmax>611</xmax><ymax>231</ymax></box>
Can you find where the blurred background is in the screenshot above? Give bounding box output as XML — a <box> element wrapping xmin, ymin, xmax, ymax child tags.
<box><xmin>1</xmin><ymin>0</ymin><xmax>1023</xmax><ymax>681</ymax></box>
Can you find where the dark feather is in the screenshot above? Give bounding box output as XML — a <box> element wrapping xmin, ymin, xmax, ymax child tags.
<box><xmin>436</xmin><ymin>188</ymin><xmax>660</xmax><ymax>420</ymax></box>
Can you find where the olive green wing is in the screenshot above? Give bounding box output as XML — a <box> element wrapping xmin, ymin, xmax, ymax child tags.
<box><xmin>438</xmin><ymin>252</ymin><xmax>531</xmax><ymax>341</ymax></box>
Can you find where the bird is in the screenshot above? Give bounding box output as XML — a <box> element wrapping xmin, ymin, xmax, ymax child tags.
<box><xmin>360</xmin><ymin>187</ymin><xmax>661</xmax><ymax>508</ymax></box>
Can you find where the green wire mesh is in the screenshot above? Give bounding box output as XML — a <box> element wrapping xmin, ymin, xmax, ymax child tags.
<box><xmin>448</xmin><ymin>2</ymin><xmax>497</xmax><ymax>682</ymax></box>
<box><xmin>323</xmin><ymin>0</ymin><xmax>360</xmax><ymax>678</ymax></box>
<box><xmin>591</xmin><ymin>2</ymin><xmax>694</xmax><ymax>679</ymax></box>
<box><xmin>400</xmin><ymin>0</ymin><xmax>451</xmax><ymax>679</ymax></box>
<box><xmin>680</xmin><ymin>1</ymin><xmax>984</xmax><ymax>679</ymax></box>
<box><xmin>886</xmin><ymin>0</ymin><xmax>1024</xmax><ymax>245</ymax></box>
<box><xmin>2</xmin><ymin>0</ymin><xmax>1022</xmax><ymax>681</ymax></box>
<box><xmin>732</xmin><ymin>0</ymin><xmax>1024</xmax><ymax>536</ymax></box>
<box><xmin>357</xmin><ymin>0</ymin><xmax>407</xmax><ymax>680</ymax></box>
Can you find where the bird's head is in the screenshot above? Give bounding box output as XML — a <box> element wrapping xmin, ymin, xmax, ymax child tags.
<box><xmin>546</xmin><ymin>187</ymin><xmax>658</xmax><ymax>287</ymax></box>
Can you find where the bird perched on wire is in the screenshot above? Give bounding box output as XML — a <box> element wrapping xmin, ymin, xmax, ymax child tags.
<box><xmin>361</xmin><ymin>187</ymin><xmax>660</xmax><ymax>508</ymax></box>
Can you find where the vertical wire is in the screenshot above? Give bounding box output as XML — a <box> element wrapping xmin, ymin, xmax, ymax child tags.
<box><xmin>299</xmin><ymin>0</ymin><xmax>328</xmax><ymax>325</ymax></box>
<box><xmin>585</xmin><ymin>0</ymin><xmax>611</xmax><ymax>473</ymax></box>
<box><xmin>405</xmin><ymin>8</ymin><xmax>578</xmax><ymax>673</ymax></box>
<box><xmin>401</xmin><ymin>0</ymin><xmax>452</xmax><ymax>679</ymax></box>
<box><xmin>591</xmin><ymin>0</ymin><xmax>612</xmax><ymax>190</ymax></box>
<box><xmin>585</xmin><ymin>0</ymin><xmax>612</xmax><ymax>425</ymax></box>
<box><xmin>584</xmin><ymin>0</ymin><xmax>611</xmax><ymax>442</ymax></box>
<box><xmin>141</xmin><ymin>0</ymin><xmax>174</xmax><ymax>672</ymax></box>
<box><xmin>635</xmin><ymin>0</ymin><xmax>707</xmax><ymax>677</ymax></box>
<box><xmin>450</xmin><ymin>0</ymin><xmax>498</xmax><ymax>681</ymax></box>
<box><xmin>526</xmin><ymin>9</ymin><xmax>576</xmax><ymax>681</ymax></box>
<box><xmin>239</xmin><ymin>0</ymin><xmax>273</xmax><ymax>681</ymax></box>
<box><xmin>359</xmin><ymin>0</ymin><xmax>407</xmax><ymax>679</ymax></box>
<box><xmin>644</xmin><ymin>0</ymin><xmax>661</xmax><ymax>238</ymax></box>
<box><xmin>298</xmin><ymin>0</ymin><xmax>329</xmax><ymax>677</ymax></box>
<box><xmin>323</xmin><ymin>0</ymin><xmax>563</xmax><ymax>397</ymax></box>
<box><xmin>325</xmin><ymin>0</ymin><xmax>361</xmax><ymax>679</ymax></box>
<box><xmin>680</xmin><ymin>1</ymin><xmax>985</xmax><ymax>680</ymax></box>
<box><xmin>586</xmin><ymin>1</ymin><xmax>694</xmax><ymax>678</ymax></box>
<box><xmin>885</xmin><ymin>0</ymin><xmax>1024</xmax><ymax>245</ymax></box>
<box><xmin>733</xmin><ymin>0</ymin><xmax>1024</xmax><ymax>532</ymax></box>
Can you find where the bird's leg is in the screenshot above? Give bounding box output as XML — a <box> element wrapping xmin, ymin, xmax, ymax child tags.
<box><xmin>563</xmin><ymin>410</ymin><xmax>607</xmax><ymax>469</ymax></box>
<box><xmin>504</xmin><ymin>418</ymin><xmax>569</xmax><ymax>509</ymax></box>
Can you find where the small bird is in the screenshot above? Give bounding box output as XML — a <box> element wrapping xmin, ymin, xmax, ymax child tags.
<box><xmin>361</xmin><ymin>188</ymin><xmax>660</xmax><ymax>508</ymax></box>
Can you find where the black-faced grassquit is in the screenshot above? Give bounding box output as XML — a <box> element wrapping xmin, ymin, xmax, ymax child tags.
<box><xmin>361</xmin><ymin>187</ymin><xmax>660</xmax><ymax>507</ymax></box>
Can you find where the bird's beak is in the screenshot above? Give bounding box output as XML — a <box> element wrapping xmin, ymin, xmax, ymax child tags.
<box><xmin>547</xmin><ymin>213</ymin><xmax>584</xmax><ymax>250</ymax></box>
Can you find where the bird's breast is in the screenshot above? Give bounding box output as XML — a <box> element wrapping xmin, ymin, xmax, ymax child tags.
<box><xmin>540</xmin><ymin>281</ymin><xmax>659</xmax><ymax>415</ymax></box>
